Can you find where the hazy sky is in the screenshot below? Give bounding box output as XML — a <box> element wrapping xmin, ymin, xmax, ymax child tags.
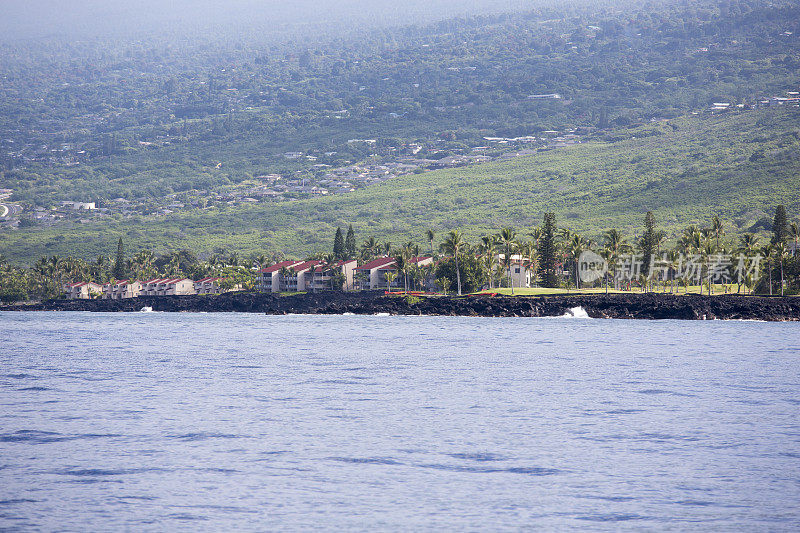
<box><xmin>0</xmin><ymin>0</ymin><xmax>529</xmax><ymax>42</ymax></box>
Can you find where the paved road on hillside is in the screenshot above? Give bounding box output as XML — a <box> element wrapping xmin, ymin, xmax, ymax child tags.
<box><xmin>0</xmin><ymin>192</ymin><xmax>22</xmax><ymax>218</ymax></box>
<box><xmin>0</xmin><ymin>202</ymin><xmax>22</xmax><ymax>218</ymax></box>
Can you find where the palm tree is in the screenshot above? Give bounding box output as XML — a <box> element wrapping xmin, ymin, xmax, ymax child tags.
<box><xmin>131</xmin><ymin>250</ymin><xmax>155</xmax><ymax>281</ymax></box>
<box><xmin>775</xmin><ymin>241</ymin><xmax>788</xmax><ymax>297</ymax></box>
<box><xmin>360</xmin><ymin>236</ymin><xmax>379</xmax><ymax>261</ymax></box>
<box><xmin>384</xmin><ymin>271</ymin><xmax>398</xmax><ymax>292</ymax></box>
<box><xmin>700</xmin><ymin>236</ymin><xmax>716</xmax><ymax>295</ymax></box>
<box><xmin>279</xmin><ymin>266</ymin><xmax>291</xmax><ymax>292</ymax></box>
<box><xmin>557</xmin><ymin>228</ymin><xmax>572</xmax><ymax>245</ymax></box>
<box><xmin>426</xmin><ymin>229</ymin><xmax>435</xmax><ymax>257</ymax></box>
<box><xmin>666</xmin><ymin>249</ymin><xmax>680</xmax><ymax>293</ymax></box>
<box><xmin>711</xmin><ymin>215</ymin><xmax>725</xmax><ymax>249</ymax></box>
<box><xmin>763</xmin><ymin>244</ymin><xmax>774</xmax><ymax>296</ymax></box>
<box><xmin>529</xmin><ymin>226</ymin><xmax>542</xmax><ymax>247</ymax></box>
<box><xmin>498</xmin><ymin>227</ymin><xmax>517</xmax><ymax>294</ymax></box>
<box><xmin>164</xmin><ymin>255</ymin><xmax>181</xmax><ymax>277</ymax></box>
<box><xmin>253</xmin><ymin>254</ymin><xmax>270</xmax><ymax>270</ymax></box>
<box><xmin>654</xmin><ymin>230</ymin><xmax>667</xmax><ymax>255</ymax></box>
<box><xmin>436</xmin><ymin>276</ymin><xmax>451</xmax><ymax>295</ymax></box>
<box><xmin>678</xmin><ymin>226</ymin><xmax>702</xmax><ymax>293</ymax></box>
<box><xmin>738</xmin><ymin>234</ymin><xmax>760</xmax><ymax>295</ymax></box>
<box><xmin>603</xmin><ymin>229</ymin><xmax>627</xmax><ymax>291</ymax></box>
<box><xmin>600</xmin><ymin>246</ymin><xmax>612</xmax><ymax>294</ymax></box>
<box><xmin>320</xmin><ymin>253</ymin><xmax>339</xmax><ymax>291</ymax></box>
<box><xmin>520</xmin><ymin>241</ymin><xmax>539</xmax><ymax>289</ymax></box>
<box><xmin>440</xmin><ymin>230</ymin><xmax>465</xmax><ymax>296</ymax></box>
<box><xmin>567</xmin><ymin>234</ymin><xmax>589</xmax><ymax>290</ymax></box>
<box><xmin>479</xmin><ymin>235</ymin><xmax>498</xmax><ymax>289</ymax></box>
<box><xmin>393</xmin><ymin>251</ymin><xmax>409</xmax><ymax>293</ymax></box>
<box><xmin>789</xmin><ymin>223</ymin><xmax>800</xmax><ymax>257</ymax></box>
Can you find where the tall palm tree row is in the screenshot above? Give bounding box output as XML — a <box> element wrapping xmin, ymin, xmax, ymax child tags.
<box><xmin>4</xmin><ymin>209</ymin><xmax>800</xmax><ymax>300</ymax></box>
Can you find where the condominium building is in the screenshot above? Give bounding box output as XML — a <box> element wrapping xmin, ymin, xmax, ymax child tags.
<box><xmin>140</xmin><ymin>278</ymin><xmax>196</xmax><ymax>296</ymax></box>
<box><xmin>306</xmin><ymin>259</ymin><xmax>357</xmax><ymax>291</ymax></box>
<box><xmin>354</xmin><ymin>256</ymin><xmax>433</xmax><ymax>290</ymax></box>
<box><xmin>256</xmin><ymin>260</ymin><xmax>304</xmax><ymax>293</ymax></box>
<box><xmin>194</xmin><ymin>277</ymin><xmax>224</xmax><ymax>294</ymax></box>
<box><xmin>101</xmin><ymin>280</ymin><xmax>142</xmax><ymax>299</ymax></box>
<box><xmin>63</xmin><ymin>282</ymin><xmax>104</xmax><ymax>299</ymax></box>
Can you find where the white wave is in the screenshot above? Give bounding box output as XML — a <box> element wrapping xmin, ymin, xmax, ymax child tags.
<box><xmin>140</xmin><ymin>306</ymin><xmax>154</xmax><ymax>313</ymax></box>
<box><xmin>561</xmin><ymin>306</ymin><xmax>590</xmax><ymax>319</ymax></box>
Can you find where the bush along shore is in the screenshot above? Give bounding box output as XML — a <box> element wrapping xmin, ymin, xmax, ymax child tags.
<box><xmin>3</xmin><ymin>291</ymin><xmax>799</xmax><ymax>321</ymax></box>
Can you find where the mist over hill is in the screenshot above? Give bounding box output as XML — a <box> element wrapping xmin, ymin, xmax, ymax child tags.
<box><xmin>0</xmin><ymin>0</ymin><xmax>529</xmax><ymax>42</ymax></box>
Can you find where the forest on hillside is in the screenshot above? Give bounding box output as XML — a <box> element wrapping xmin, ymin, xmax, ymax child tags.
<box><xmin>1</xmin><ymin>0</ymin><xmax>799</xmax><ymax>206</ymax></box>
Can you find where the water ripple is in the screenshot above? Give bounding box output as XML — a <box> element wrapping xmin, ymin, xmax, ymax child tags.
<box><xmin>329</xmin><ymin>457</ymin><xmax>404</xmax><ymax>465</ymax></box>
<box><xmin>575</xmin><ymin>513</ymin><xmax>648</xmax><ymax>522</ymax></box>
<box><xmin>165</xmin><ymin>433</ymin><xmax>243</xmax><ymax>441</ymax></box>
<box><xmin>417</xmin><ymin>464</ymin><xmax>560</xmax><ymax>475</ymax></box>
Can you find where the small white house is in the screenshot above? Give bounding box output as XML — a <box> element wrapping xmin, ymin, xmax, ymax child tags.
<box><xmin>60</xmin><ymin>201</ymin><xmax>96</xmax><ymax>210</ymax></box>
<box><xmin>497</xmin><ymin>254</ymin><xmax>535</xmax><ymax>288</ymax></box>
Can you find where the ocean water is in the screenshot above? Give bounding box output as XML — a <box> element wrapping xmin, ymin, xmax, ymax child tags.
<box><xmin>0</xmin><ymin>312</ymin><xmax>798</xmax><ymax>531</ymax></box>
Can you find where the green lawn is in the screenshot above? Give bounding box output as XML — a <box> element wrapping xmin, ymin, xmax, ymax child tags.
<box><xmin>475</xmin><ymin>285</ymin><xmax>760</xmax><ymax>296</ymax></box>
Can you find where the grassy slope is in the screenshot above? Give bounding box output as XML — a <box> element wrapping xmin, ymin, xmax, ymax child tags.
<box><xmin>2</xmin><ymin>108</ymin><xmax>799</xmax><ymax>263</ymax></box>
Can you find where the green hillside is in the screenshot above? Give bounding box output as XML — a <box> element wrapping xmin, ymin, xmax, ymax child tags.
<box><xmin>2</xmin><ymin>108</ymin><xmax>799</xmax><ymax>263</ymax></box>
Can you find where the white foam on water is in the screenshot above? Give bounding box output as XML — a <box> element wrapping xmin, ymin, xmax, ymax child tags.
<box><xmin>561</xmin><ymin>306</ymin><xmax>590</xmax><ymax>319</ymax></box>
<box><xmin>140</xmin><ymin>306</ymin><xmax>153</xmax><ymax>313</ymax></box>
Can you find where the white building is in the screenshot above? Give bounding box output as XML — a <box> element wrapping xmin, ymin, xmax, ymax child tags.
<box><xmin>354</xmin><ymin>256</ymin><xmax>433</xmax><ymax>290</ymax></box>
<box><xmin>60</xmin><ymin>201</ymin><xmax>96</xmax><ymax>210</ymax></box>
<box><xmin>497</xmin><ymin>254</ymin><xmax>535</xmax><ymax>288</ymax></box>
<box><xmin>101</xmin><ymin>280</ymin><xmax>142</xmax><ymax>299</ymax></box>
<box><xmin>141</xmin><ymin>278</ymin><xmax>196</xmax><ymax>296</ymax></box>
<box><xmin>63</xmin><ymin>282</ymin><xmax>103</xmax><ymax>299</ymax></box>
<box><xmin>256</xmin><ymin>260</ymin><xmax>304</xmax><ymax>293</ymax></box>
<box><xmin>194</xmin><ymin>277</ymin><xmax>224</xmax><ymax>294</ymax></box>
<box><xmin>307</xmin><ymin>260</ymin><xmax>357</xmax><ymax>291</ymax></box>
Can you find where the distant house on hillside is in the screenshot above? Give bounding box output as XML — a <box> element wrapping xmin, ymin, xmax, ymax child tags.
<box><xmin>60</xmin><ymin>201</ymin><xmax>96</xmax><ymax>210</ymax></box>
<box><xmin>527</xmin><ymin>93</ymin><xmax>562</xmax><ymax>99</ymax></box>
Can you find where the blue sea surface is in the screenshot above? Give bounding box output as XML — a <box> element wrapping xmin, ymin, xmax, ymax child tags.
<box><xmin>0</xmin><ymin>312</ymin><xmax>798</xmax><ymax>531</ymax></box>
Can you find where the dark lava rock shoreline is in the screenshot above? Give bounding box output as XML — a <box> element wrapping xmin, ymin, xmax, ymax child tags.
<box><xmin>2</xmin><ymin>291</ymin><xmax>799</xmax><ymax>321</ymax></box>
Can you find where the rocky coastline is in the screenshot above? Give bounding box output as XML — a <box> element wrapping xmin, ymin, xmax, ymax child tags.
<box><xmin>2</xmin><ymin>291</ymin><xmax>799</xmax><ymax>321</ymax></box>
